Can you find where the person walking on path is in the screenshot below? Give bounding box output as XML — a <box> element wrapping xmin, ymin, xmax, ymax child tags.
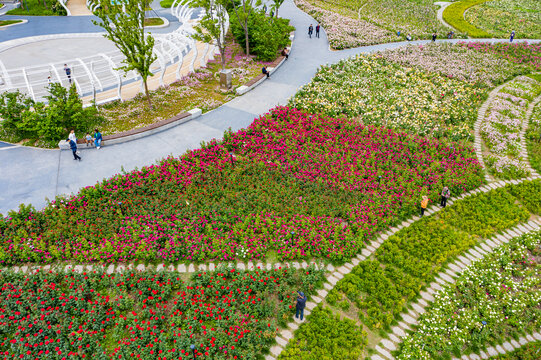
<box><xmin>432</xmin><ymin>32</ymin><xmax>437</xmax><ymax>42</ymax></box>
<box><xmin>94</xmin><ymin>129</ymin><xmax>103</xmax><ymax>149</ymax></box>
<box><xmin>440</xmin><ymin>186</ymin><xmax>451</xmax><ymax>208</ymax></box>
<box><xmin>67</xmin><ymin>138</ymin><xmax>81</xmax><ymax>161</ymax></box>
<box><xmin>64</xmin><ymin>64</ymin><xmax>72</xmax><ymax>84</ymax></box>
<box><xmin>295</xmin><ymin>291</ymin><xmax>307</xmax><ymax>321</ymax></box>
<box><xmin>420</xmin><ymin>195</ymin><xmax>429</xmax><ymax>217</ymax></box>
<box><xmin>262</xmin><ymin>66</ymin><xmax>270</xmax><ymax>79</ymax></box>
<box><xmin>315</xmin><ymin>24</ymin><xmax>320</xmax><ymax>38</ymax></box>
<box><xmin>68</xmin><ymin>129</ymin><xmax>77</xmax><ymax>144</ymax></box>
<box><xmin>308</xmin><ymin>24</ymin><xmax>313</xmax><ymax>38</ymax></box>
<box><xmin>510</xmin><ymin>30</ymin><xmax>515</xmax><ymax>42</ymax></box>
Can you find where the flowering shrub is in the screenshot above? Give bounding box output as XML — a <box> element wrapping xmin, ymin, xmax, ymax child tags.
<box><xmin>277</xmin><ymin>305</ymin><xmax>367</xmax><ymax>359</ymax></box>
<box><xmin>289</xmin><ymin>54</ymin><xmax>486</xmax><ymax>141</ymax></box>
<box><xmin>465</xmin><ymin>0</ymin><xmax>541</xmax><ymax>39</ymax></box>
<box><xmin>397</xmin><ymin>230</ymin><xmax>541</xmax><ymax>359</ymax></box>
<box><xmin>0</xmin><ymin>265</ymin><xmax>325</xmax><ymax>359</ymax></box>
<box><xmin>482</xmin><ymin>76</ymin><xmax>541</xmax><ymax>179</ymax></box>
<box><xmin>0</xmin><ymin>107</ymin><xmax>484</xmax><ymax>264</ymax></box>
<box><xmin>379</xmin><ymin>43</ymin><xmax>535</xmax><ymax>87</ymax></box>
<box><xmin>325</xmin><ymin>185</ymin><xmax>531</xmax><ymax>330</ymax></box>
<box><xmin>293</xmin><ymin>0</ymin><xmax>395</xmax><ymax>49</ymax></box>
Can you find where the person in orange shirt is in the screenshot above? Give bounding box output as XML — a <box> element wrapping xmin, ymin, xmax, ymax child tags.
<box><xmin>420</xmin><ymin>196</ymin><xmax>429</xmax><ymax>217</ymax></box>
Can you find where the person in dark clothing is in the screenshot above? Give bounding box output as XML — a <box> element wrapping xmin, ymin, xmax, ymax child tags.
<box><xmin>295</xmin><ymin>291</ymin><xmax>307</xmax><ymax>321</ymax></box>
<box><xmin>432</xmin><ymin>32</ymin><xmax>437</xmax><ymax>42</ymax></box>
<box><xmin>67</xmin><ymin>138</ymin><xmax>81</xmax><ymax>161</ymax></box>
<box><xmin>440</xmin><ymin>186</ymin><xmax>451</xmax><ymax>208</ymax></box>
<box><xmin>510</xmin><ymin>30</ymin><xmax>515</xmax><ymax>42</ymax></box>
<box><xmin>64</xmin><ymin>64</ymin><xmax>72</xmax><ymax>84</ymax></box>
<box><xmin>281</xmin><ymin>47</ymin><xmax>289</xmax><ymax>59</ymax></box>
<box><xmin>308</xmin><ymin>24</ymin><xmax>313</xmax><ymax>38</ymax></box>
<box><xmin>262</xmin><ymin>66</ymin><xmax>270</xmax><ymax>79</ymax></box>
<box><xmin>315</xmin><ymin>24</ymin><xmax>320</xmax><ymax>38</ymax></box>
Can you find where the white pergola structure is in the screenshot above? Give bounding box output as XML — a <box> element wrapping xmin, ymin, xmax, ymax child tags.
<box><xmin>0</xmin><ymin>0</ymin><xmax>228</xmax><ymax>106</ymax></box>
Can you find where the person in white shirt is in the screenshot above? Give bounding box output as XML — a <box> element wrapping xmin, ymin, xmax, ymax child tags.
<box><xmin>68</xmin><ymin>129</ymin><xmax>77</xmax><ymax>143</ymax></box>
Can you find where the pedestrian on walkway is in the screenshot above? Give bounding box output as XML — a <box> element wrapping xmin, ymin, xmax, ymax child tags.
<box><xmin>295</xmin><ymin>291</ymin><xmax>307</xmax><ymax>321</ymax></box>
<box><xmin>420</xmin><ymin>195</ymin><xmax>429</xmax><ymax>217</ymax></box>
<box><xmin>64</xmin><ymin>64</ymin><xmax>72</xmax><ymax>84</ymax></box>
<box><xmin>94</xmin><ymin>129</ymin><xmax>103</xmax><ymax>149</ymax></box>
<box><xmin>510</xmin><ymin>30</ymin><xmax>515</xmax><ymax>42</ymax></box>
<box><xmin>281</xmin><ymin>47</ymin><xmax>289</xmax><ymax>59</ymax></box>
<box><xmin>68</xmin><ymin>129</ymin><xmax>77</xmax><ymax>144</ymax></box>
<box><xmin>262</xmin><ymin>66</ymin><xmax>270</xmax><ymax>79</ymax></box>
<box><xmin>315</xmin><ymin>24</ymin><xmax>320</xmax><ymax>38</ymax></box>
<box><xmin>308</xmin><ymin>24</ymin><xmax>313</xmax><ymax>38</ymax></box>
<box><xmin>432</xmin><ymin>32</ymin><xmax>437</xmax><ymax>42</ymax></box>
<box><xmin>440</xmin><ymin>186</ymin><xmax>451</xmax><ymax>208</ymax></box>
<box><xmin>67</xmin><ymin>138</ymin><xmax>81</xmax><ymax>161</ymax></box>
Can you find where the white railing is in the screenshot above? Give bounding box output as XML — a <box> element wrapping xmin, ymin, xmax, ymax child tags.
<box><xmin>0</xmin><ymin>1</ymin><xmax>225</xmax><ymax>106</ymax></box>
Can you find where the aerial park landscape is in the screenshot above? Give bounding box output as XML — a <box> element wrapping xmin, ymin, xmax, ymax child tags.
<box><xmin>0</xmin><ymin>0</ymin><xmax>540</xmax><ymax>359</ymax></box>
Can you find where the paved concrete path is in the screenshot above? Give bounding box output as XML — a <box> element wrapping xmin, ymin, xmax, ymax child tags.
<box><xmin>0</xmin><ymin>0</ymin><xmax>539</xmax><ymax>215</ymax></box>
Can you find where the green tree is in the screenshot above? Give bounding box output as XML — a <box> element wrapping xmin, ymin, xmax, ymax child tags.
<box><xmin>92</xmin><ymin>0</ymin><xmax>157</xmax><ymax>108</ymax></box>
<box><xmin>228</xmin><ymin>0</ymin><xmax>260</xmax><ymax>56</ymax></box>
<box><xmin>190</xmin><ymin>0</ymin><xmax>230</xmax><ymax>71</ymax></box>
<box><xmin>271</xmin><ymin>0</ymin><xmax>284</xmax><ymax>18</ymax></box>
<box><xmin>0</xmin><ymin>91</ymin><xmax>34</xmax><ymax>134</ymax></box>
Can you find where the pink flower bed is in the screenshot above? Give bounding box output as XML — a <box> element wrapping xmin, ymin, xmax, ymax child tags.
<box><xmin>0</xmin><ymin>108</ymin><xmax>485</xmax><ymax>265</ymax></box>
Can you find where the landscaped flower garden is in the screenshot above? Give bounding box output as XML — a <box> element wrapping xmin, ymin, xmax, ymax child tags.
<box><xmin>482</xmin><ymin>75</ymin><xmax>541</xmax><ymax>179</ymax></box>
<box><xmin>0</xmin><ymin>107</ymin><xmax>484</xmax><ymax>265</ymax></box>
<box><xmin>0</xmin><ymin>265</ymin><xmax>325</xmax><ymax>359</ymax></box>
<box><xmin>397</xmin><ymin>230</ymin><xmax>541</xmax><ymax>359</ymax></box>
<box><xmin>527</xmin><ymin>100</ymin><xmax>541</xmax><ymax>173</ymax></box>
<box><xmin>465</xmin><ymin>0</ymin><xmax>541</xmax><ymax>39</ymax></box>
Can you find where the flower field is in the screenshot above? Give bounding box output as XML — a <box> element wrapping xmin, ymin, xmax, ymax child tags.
<box><xmin>293</xmin><ymin>0</ymin><xmax>394</xmax><ymax>49</ymax></box>
<box><xmin>0</xmin><ymin>265</ymin><xmax>325</xmax><ymax>360</ymax></box>
<box><xmin>465</xmin><ymin>0</ymin><xmax>541</xmax><ymax>39</ymax></box>
<box><xmin>325</xmin><ymin>185</ymin><xmax>531</xmax><ymax>331</ymax></box>
<box><xmin>296</xmin><ymin>0</ymin><xmax>456</xmax><ymax>49</ymax></box>
<box><xmin>289</xmin><ymin>54</ymin><xmax>486</xmax><ymax>141</ymax></box>
<box><xmin>461</xmin><ymin>42</ymin><xmax>541</xmax><ymax>72</ymax></box>
<box><xmin>397</xmin><ymin>230</ymin><xmax>541</xmax><ymax>359</ymax></box>
<box><xmin>483</xmin><ymin>75</ymin><xmax>541</xmax><ymax>179</ymax></box>
<box><xmin>0</xmin><ymin>107</ymin><xmax>484</xmax><ymax>265</ymax></box>
<box><xmin>379</xmin><ymin>43</ymin><xmax>537</xmax><ymax>87</ymax></box>
<box><xmin>277</xmin><ymin>180</ymin><xmax>541</xmax><ymax>357</ymax></box>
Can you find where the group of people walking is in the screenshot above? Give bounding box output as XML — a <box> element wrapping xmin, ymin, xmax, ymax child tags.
<box><xmin>308</xmin><ymin>24</ymin><xmax>320</xmax><ymax>38</ymax></box>
<box><xmin>66</xmin><ymin>129</ymin><xmax>103</xmax><ymax>161</ymax></box>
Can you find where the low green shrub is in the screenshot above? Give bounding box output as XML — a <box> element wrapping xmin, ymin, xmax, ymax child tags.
<box><xmin>278</xmin><ymin>305</ymin><xmax>367</xmax><ymax>360</ymax></box>
<box><xmin>442</xmin><ymin>0</ymin><xmax>492</xmax><ymax>38</ymax></box>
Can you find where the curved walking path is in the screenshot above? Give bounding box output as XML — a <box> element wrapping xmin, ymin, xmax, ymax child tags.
<box><xmin>1</xmin><ymin>0</ymin><xmax>540</xmax><ymax>215</ymax></box>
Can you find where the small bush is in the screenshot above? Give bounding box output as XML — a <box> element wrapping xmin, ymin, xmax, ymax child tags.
<box><xmin>7</xmin><ymin>0</ymin><xmax>67</xmax><ymax>15</ymax></box>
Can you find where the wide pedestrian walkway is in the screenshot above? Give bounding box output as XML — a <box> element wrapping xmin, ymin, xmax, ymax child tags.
<box><xmin>0</xmin><ymin>0</ymin><xmax>538</xmax><ymax>215</ymax></box>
